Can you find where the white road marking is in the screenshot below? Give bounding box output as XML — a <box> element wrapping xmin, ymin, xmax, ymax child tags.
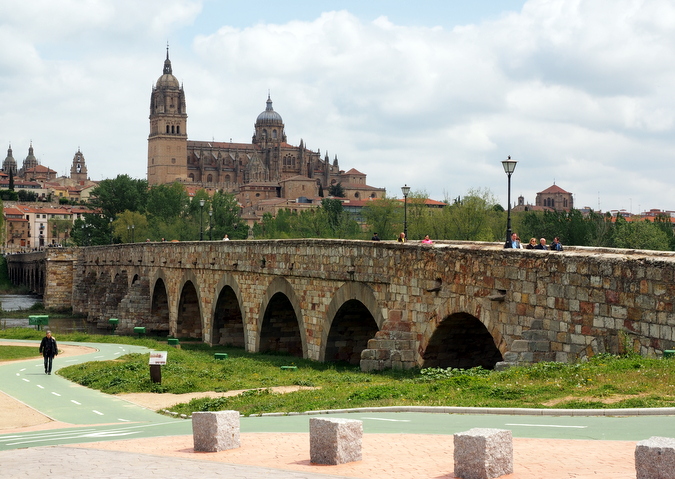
<box><xmin>505</xmin><ymin>423</ymin><xmax>587</xmax><ymax>429</ymax></box>
<box><xmin>94</xmin><ymin>355</ymin><xmax>104</xmax><ymax>358</ymax></box>
<box><xmin>114</xmin><ymin>352</ymin><xmax>122</xmax><ymax>355</ymax></box>
<box><xmin>118</xmin><ymin>418</ymin><xmax>130</xmax><ymax>422</ymax></box>
<box><xmin>20</xmin><ymin>368</ymin><xmax>26</xmax><ymax>372</ymax></box>
<box><xmin>51</xmin><ymin>392</ymin><xmax>61</xmax><ymax>396</ymax></box>
<box><xmin>93</xmin><ymin>410</ymin><xmax>104</xmax><ymax>416</ymax></box>
<box><xmin>1</xmin><ymin>421</ymin><xmax>177</xmax><ymax>446</ymax></box>
<box><xmin>71</xmin><ymin>400</ymin><xmax>81</xmax><ymax>405</ymax></box>
<box><xmin>65</xmin><ymin>359</ymin><xmax>78</xmax><ymax>363</ymax></box>
<box><xmin>362</xmin><ymin>417</ymin><xmax>411</xmax><ymax>422</ymax></box>
<box><xmin>37</xmin><ymin>385</ymin><xmax>44</xmax><ymax>389</ymax></box>
<box><xmin>15</xmin><ymin>373</ymin><xmax>20</xmax><ymax>376</ymax></box>
<box><xmin>22</xmin><ymin>378</ymin><xmax>29</xmax><ymax>383</ymax></box>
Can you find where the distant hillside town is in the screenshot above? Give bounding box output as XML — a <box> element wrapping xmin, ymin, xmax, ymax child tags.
<box><xmin>2</xmin><ymin>144</ymin><xmax>98</xmax><ymax>250</ymax></box>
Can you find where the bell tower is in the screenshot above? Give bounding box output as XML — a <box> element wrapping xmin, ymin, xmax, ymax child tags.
<box><xmin>70</xmin><ymin>148</ymin><xmax>88</xmax><ymax>182</ymax></box>
<box><xmin>147</xmin><ymin>47</ymin><xmax>188</xmax><ymax>185</ymax></box>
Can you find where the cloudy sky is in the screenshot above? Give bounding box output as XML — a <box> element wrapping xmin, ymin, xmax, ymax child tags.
<box><xmin>1</xmin><ymin>0</ymin><xmax>673</xmax><ymax>213</ymax></box>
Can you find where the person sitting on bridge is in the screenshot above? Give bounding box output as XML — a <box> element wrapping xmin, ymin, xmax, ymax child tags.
<box><xmin>422</xmin><ymin>235</ymin><xmax>433</xmax><ymax>244</ymax></box>
<box><xmin>397</xmin><ymin>232</ymin><xmax>406</xmax><ymax>242</ymax></box>
<box><xmin>371</xmin><ymin>233</ymin><xmax>380</xmax><ymax>241</ymax></box>
<box><xmin>535</xmin><ymin>238</ymin><xmax>549</xmax><ymax>250</ymax></box>
<box><xmin>551</xmin><ymin>237</ymin><xmax>563</xmax><ymax>251</ymax></box>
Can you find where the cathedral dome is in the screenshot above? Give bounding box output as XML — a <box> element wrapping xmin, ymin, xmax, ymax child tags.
<box><xmin>256</xmin><ymin>95</ymin><xmax>283</xmax><ymax>124</ymax></box>
<box><xmin>23</xmin><ymin>144</ymin><xmax>38</xmax><ymax>169</ymax></box>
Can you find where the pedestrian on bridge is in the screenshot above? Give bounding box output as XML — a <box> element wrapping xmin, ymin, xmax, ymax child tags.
<box><xmin>39</xmin><ymin>330</ymin><xmax>58</xmax><ymax>375</ymax></box>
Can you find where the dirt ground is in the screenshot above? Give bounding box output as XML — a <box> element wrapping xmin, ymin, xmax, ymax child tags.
<box><xmin>0</xmin><ymin>341</ymin><xmax>313</xmax><ymax>431</ymax></box>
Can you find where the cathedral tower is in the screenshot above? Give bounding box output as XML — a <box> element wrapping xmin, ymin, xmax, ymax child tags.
<box><xmin>147</xmin><ymin>48</ymin><xmax>188</xmax><ymax>185</ymax></box>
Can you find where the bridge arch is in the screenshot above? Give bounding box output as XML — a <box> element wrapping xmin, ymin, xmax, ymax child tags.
<box><xmin>421</xmin><ymin>296</ymin><xmax>506</xmax><ymax>370</ymax></box>
<box><xmin>321</xmin><ymin>282</ymin><xmax>383</xmax><ymax>364</ymax></box>
<box><xmin>210</xmin><ymin>273</ymin><xmax>246</xmax><ymax>348</ymax></box>
<box><xmin>176</xmin><ymin>272</ymin><xmax>204</xmax><ymax>340</ymax></box>
<box><xmin>257</xmin><ymin>277</ymin><xmax>306</xmax><ymax>358</ymax></box>
<box><xmin>149</xmin><ymin>275</ymin><xmax>170</xmax><ymax>335</ymax></box>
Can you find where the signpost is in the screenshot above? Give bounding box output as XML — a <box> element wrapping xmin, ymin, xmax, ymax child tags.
<box><xmin>149</xmin><ymin>351</ymin><xmax>167</xmax><ymax>384</ymax></box>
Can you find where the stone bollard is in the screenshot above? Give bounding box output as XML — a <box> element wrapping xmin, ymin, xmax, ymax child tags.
<box><xmin>192</xmin><ymin>410</ymin><xmax>240</xmax><ymax>452</ymax></box>
<box><xmin>310</xmin><ymin>417</ymin><xmax>362</xmax><ymax>465</ymax></box>
<box><xmin>454</xmin><ymin>428</ymin><xmax>513</xmax><ymax>479</ymax></box>
<box><xmin>635</xmin><ymin>436</ymin><xmax>675</xmax><ymax>479</ymax></box>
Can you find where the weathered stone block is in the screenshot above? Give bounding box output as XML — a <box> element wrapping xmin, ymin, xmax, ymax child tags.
<box><xmin>454</xmin><ymin>428</ymin><xmax>513</xmax><ymax>479</ymax></box>
<box><xmin>635</xmin><ymin>436</ymin><xmax>675</xmax><ymax>479</ymax></box>
<box><xmin>192</xmin><ymin>410</ymin><xmax>240</xmax><ymax>452</ymax></box>
<box><xmin>310</xmin><ymin>417</ymin><xmax>362</xmax><ymax>465</ymax></box>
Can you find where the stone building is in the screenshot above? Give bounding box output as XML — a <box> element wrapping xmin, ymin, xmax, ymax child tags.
<box><xmin>535</xmin><ymin>183</ymin><xmax>573</xmax><ymax>211</ymax></box>
<box><xmin>3</xmin><ymin>143</ymin><xmax>58</xmax><ymax>182</ymax></box>
<box><xmin>147</xmin><ymin>50</ymin><xmax>385</xmax><ymax>212</ymax></box>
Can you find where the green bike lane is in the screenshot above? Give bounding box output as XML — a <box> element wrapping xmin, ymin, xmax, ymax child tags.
<box><xmin>2</xmin><ymin>339</ymin><xmax>675</xmax><ymax>452</ymax></box>
<box><xmin>0</xmin><ymin>339</ymin><xmax>190</xmax><ymax>450</ymax></box>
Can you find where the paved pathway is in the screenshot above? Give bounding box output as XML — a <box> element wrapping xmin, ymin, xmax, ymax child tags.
<box><xmin>0</xmin><ymin>447</ymin><xmax>356</xmax><ymax>479</ymax></box>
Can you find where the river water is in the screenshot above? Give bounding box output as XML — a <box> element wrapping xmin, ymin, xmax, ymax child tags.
<box><xmin>0</xmin><ymin>294</ymin><xmax>105</xmax><ymax>334</ymax></box>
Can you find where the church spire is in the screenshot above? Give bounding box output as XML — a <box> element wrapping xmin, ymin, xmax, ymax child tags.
<box><xmin>163</xmin><ymin>42</ymin><xmax>172</xmax><ymax>75</ymax></box>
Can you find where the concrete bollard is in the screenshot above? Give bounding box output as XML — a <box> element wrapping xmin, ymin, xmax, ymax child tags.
<box><xmin>454</xmin><ymin>428</ymin><xmax>513</xmax><ymax>479</ymax></box>
<box><xmin>309</xmin><ymin>417</ymin><xmax>362</xmax><ymax>465</ymax></box>
<box><xmin>192</xmin><ymin>410</ymin><xmax>240</xmax><ymax>452</ymax></box>
<box><xmin>635</xmin><ymin>436</ymin><xmax>675</xmax><ymax>479</ymax></box>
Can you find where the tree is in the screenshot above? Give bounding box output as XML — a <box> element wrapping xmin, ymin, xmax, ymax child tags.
<box><xmin>48</xmin><ymin>218</ymin><xmax>72</xmax><ymax>246</ymax></box>
<box><xmin>147</xmin><ymin>182</ymin><xmax>188</xmax><ymax>221</ymax></box>
<box><xmin>112</xmin><ymin>211</ymin><xmax>149</xmax><ymax>243</ymax></box>
<box><xmin>612</xmin><ymin>218</ymin><xmax>670</xmax><ymax>251</ymax></box>
<box><xmin>209</xmin><ymin>190</ymin><xmax>247</xmax><ymax>240</ymax></box>
<box><xmin>328</xmin><ymin>182</ymin><xmax>345</xmax><ymax>198</ymax></box>
<box><xmin>441</xmin><ymin>188</ymin><xmax>501</xmax><ymax>241</ymax></box>
<box><xmin>8</xmin><ymin>169</ymin><xmax>14</xmax><ymax>191</ymax></box>
<box><xmin>361</xmin><ymin>197</ymin><xmax>400</xmax><ymax>240</ymax></box>
<box><xmin>89</xmin><ymin>175</ymin><xmax>148</xmax><ymax>218</ymax></box>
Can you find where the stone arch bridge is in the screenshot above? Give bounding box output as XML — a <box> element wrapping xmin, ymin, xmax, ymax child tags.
<box><xmin>6</xmin><ymin>240</ymin><xmax>675</xmax><ymax>371</ymax></box>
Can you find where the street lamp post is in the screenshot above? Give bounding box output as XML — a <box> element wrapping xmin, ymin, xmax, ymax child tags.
<box><xmin>208</xmin><ymin>208</ymin><xmax>213</xmax><ymax>241</ymax></box>
<box><xmin>109</xmin><ymin>217</ymin><xmax>113</xmax><ymax>244</ymax></box>
<box><xmin>131</xmin><ymin>224</ymin><xmax>135</xmax><ymax>243</ymax></box>
<box><xmin>501</xmin><ymin>156</ymin><xmax>518</xmax><ymax>246</ymax></box>
<box><xmin>401</xmin><ymin>184</ymin><xmax>411</xmax><ymax>240</ymax></box>
<box><xmin>199</xmin><ymin>199</ymin><xmax>206</xmax><ymax>241</ymax></box>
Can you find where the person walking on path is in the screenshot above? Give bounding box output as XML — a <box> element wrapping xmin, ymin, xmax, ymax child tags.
<box><xmin>39</xmin><ymin>330</ymin><xmax>58</xmax><ymax>375</ymax></box>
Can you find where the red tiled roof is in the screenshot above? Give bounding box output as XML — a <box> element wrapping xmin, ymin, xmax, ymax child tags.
<box><xmin>539</xmin><ymin>184</ymin><xmax>570</xmax><ymax>194</ymax></box>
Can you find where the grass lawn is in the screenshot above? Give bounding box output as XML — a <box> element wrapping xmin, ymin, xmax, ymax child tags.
<box><xmin>2</xmin><ymin>327</ymin><xmax>675</xmax><ymax>416</ymax></box>
<box><xmin>0</xmin><ymin>345</ymin><xmax>40</xmax><ymax>361</ymax></box>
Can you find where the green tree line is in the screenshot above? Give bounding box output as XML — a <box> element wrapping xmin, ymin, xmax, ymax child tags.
<box><xmin>71</xmin><ymin>175</ymin><xmax>246</xmax><ymax>245</ymax></box>
<box><xmin>63</xmin><ymin>175</ymin><xmax>675</xmax><ymax>251</ymax></box>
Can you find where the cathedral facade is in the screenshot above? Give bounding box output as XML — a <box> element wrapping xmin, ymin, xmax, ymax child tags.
<box><xmin>147</xmin><ymin>51</ymin><xmax>385</xmax><ymax>211</ymax></box>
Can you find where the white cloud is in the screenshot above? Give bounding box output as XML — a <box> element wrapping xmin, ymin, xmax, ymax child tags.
<box><xmin>2</xmin><ymin>0</ymin><xmax>675</xmax><ymax>213</ymax></box>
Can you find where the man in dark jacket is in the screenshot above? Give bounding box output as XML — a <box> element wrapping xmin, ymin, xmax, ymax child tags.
<box><xmin>39</xmin><ymin>330</ymin><xmax>58</xmax><ymax>375</ymax></box>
